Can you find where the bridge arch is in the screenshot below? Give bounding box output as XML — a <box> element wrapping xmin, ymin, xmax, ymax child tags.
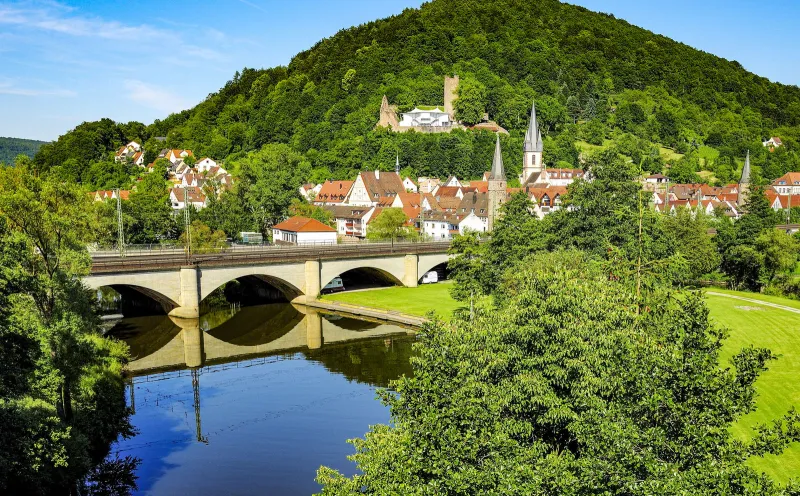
<box><xmin>320</xmin><ymin>258</ymin><xmax>406</xmax><ymax>292</ymax></box>
<box><xmin>85</xmin><ymin>271</ymin><xmax>182</xmax><ymax>315</ymax></box>
<box><xmin>198</xmin><ymin>265</ymin><xmax>306</xmax><ymax>302</ymax></box>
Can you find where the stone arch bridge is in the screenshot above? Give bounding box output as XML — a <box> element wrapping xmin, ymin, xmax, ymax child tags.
<box><xmin>86</xmin><ymin>242</ymin><xmax>451</xmax><ymax>318</ymax></box>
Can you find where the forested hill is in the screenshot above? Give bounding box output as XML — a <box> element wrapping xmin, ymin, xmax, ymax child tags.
<box><xmin>35</xmin><ymin>0</ymin><xmax>800</xmax><ymax>187</ymax></box>
<box><xmin>0</xmin><ymin>137</ymin><xmax>48</xmax><ymax>164</ymax></box>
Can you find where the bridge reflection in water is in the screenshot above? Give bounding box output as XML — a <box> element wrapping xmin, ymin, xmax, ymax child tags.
<box><xmin>108</xmin><ymin>304</ymin><xmax>415</xmax><ymax>376</ymax></box>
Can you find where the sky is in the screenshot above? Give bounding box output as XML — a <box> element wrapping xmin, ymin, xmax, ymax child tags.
<box><xmin>1</xmin><ymin>0</ymin><xmax>798</xmax><ymax>142</ymax></box>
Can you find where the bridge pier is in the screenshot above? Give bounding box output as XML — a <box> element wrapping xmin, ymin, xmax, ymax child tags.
<box><xmin>169</xmin><ymin>266</ymin><xmax>201</xmax><ymax>319</ymax></box>
<box><xmin>305</xmin><ymin>308</ymin><xmax>323</xmax><ymax>350</ymax></box>
<box><xmin>176</xmin><ymin>318</ymin><xmax>204</xmax><ymax>368</ymax></box>
<box><xmin>403</xmin><ymin>254</ymin><xmax>419</xmax><ymax>288</ymax></box>
<box><xmin>304</xmin><ymin>260</ymin><xmax>321</xmax><ymax>302</ymax></box>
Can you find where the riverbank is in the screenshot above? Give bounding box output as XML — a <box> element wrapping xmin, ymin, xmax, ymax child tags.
<box><xmin>319</xmin><ymin>281</ymin><xmax>464</xmax><ymax>318</ymax></box>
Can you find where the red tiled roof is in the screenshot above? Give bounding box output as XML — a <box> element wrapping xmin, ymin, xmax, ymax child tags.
<box><xmin>315</xmin><ymin>180</ymin><xmax>353</xmax><ymax>203</ymax></box>
<box><xmin>273</xmin><ymin>216</ymin><xmax>336</xmax><ymax>233</ymax></box>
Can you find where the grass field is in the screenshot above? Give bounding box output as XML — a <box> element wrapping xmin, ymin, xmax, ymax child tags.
<box><xmin>707</xmin><ymin>290</ymin><xmax>800</xmax><ymax>483</ymax></box>
<box><xmin>323</xmin><ymin>284</ymin><xmax>800</xmax><ymax>483</ymax></box>
<box><xmin>320</xmin><ymin>281</ymin><xmax>465</xmax><ymax>317</ymax></box>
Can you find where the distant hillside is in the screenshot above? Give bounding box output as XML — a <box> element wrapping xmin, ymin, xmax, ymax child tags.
<box><xmin>35</xmin><ymin>0</ymin><xmax>800</xmax><ymax>187</ymax></box>
<box><xmin>0</xmin><ymin>137</ymin><xmax>48</xmax><ymax>164</ymax></box>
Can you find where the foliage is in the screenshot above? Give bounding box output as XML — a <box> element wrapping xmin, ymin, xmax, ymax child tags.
<box><xmin>288</xmin><ymin>198</ymin><xmax>335</xmax><ymax>226</ymax></box>
<box><xmin>0</xmin><ymin>166</ymin><xmax>135</xmax><ymax>493</ymax></box>
<box><xmin>446</xmin><ymin>230</ymin><xmax>486</xmax><ymax>314</ymax></box>
<box><xmin>660</xmin><ymin>208</ymin><xmax>720</xmax><ymax>281</ymax></box>
<box><xmin>366</xmin><ymin>208</ymin><xmax>418</xmax><ymax>241</ymax></box>
<box><xmin>0</xmin><ymin>137</ymin><xmax>47</xmax><ymax>165</ymax></box>
<box><xmin>453</xmin><ymin>76</ymin><xmax>487</xmax><ymax>126</ymax></box>
<box><xmin>181</xmin><ymin>220</ymin><xmax>227</xmax><ymax>254</ymax></box>
<box><xmin>318</xmin><ymin>250</ymin><xmax>799</xmax><ymax>494</ymax></box>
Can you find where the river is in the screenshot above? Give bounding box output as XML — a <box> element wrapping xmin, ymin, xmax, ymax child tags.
<box><xmin>105</xmin><ymin>303</ymin><xmax>415</xmax><ymax>495</ymax></box>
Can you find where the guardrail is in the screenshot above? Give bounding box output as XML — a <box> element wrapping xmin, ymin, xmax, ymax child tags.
<box><xmin>89</xmin><ymin>241</ymin><xmax>452</xmax><ymax>274</ymax></box>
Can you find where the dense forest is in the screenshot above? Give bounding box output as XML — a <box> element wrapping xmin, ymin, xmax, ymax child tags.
<box><xmin>32</xmin><ymin>0</ymin><xmax>800</xmax><ymax>190</ymax></box>
<box><xmin>0</xmin><ymin>137</ymin><xmax>47</xmax><ymax>164</ymax></box>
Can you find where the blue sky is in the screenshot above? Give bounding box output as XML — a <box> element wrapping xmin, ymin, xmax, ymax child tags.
<box><xmin>1</xmin><ymin>0</ymin><xmax>798</xmax><ymax>141</ymax></box>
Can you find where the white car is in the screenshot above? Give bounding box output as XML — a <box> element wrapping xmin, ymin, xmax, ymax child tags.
<box><xmin>421</xmin><ymin>271</ymin><xmax>439</xmax><ymax>284</ymax></box>
<box><xmin>321</xmin><ymin>276</ymin><xmax>345</xmax><ymax>294</ymax></box>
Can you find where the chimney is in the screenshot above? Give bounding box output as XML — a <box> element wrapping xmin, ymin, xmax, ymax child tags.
<box><xmin>375</xmin><ymin>170</ymin><xmax>380</xmax><ymax>180</ymax></box>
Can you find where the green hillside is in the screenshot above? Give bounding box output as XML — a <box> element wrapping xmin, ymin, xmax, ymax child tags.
<box><xmin>34</xmin><ymin>0</ymin><xmax>800</xmax><ymax>187</ymax></box>
<box><xmin>0</xmin><ymin>137</ymin><xmax>48</xmax><ymax>165</ymax></box>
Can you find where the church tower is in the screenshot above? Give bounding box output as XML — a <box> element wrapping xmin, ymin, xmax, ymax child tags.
<box><xmin>738</xmin><ymin>149</ymin><xmax>751</xmax><ymax>207</ymax></box>
<box><xmin>488</xmin><ymin>135</ymin><xmax>507</xmax><ymax>232</ymax></box>
<box><xmin>520</xmin><ymin>100</ymin><xmax>544</xmax><ymax>185</ymax></box>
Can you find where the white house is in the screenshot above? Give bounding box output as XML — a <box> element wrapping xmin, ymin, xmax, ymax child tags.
<box><xmin>114</xmin><ymin>141</ymin><xmax>141</xmax><ymax>162</ymax></box>
<box><xmin>166</xmin><ymin>149</ymin><xmax>194</xmax><ymax>164</ymax></box>
<box><xmin>771</xmin><ymin>172</ymin><xmax>800</xmax><ymax>195</ymax></box>
<box><xmin>420</xmin><ymin>212</ymin><xmax>458</xmax><ymax>240</ymax></box>
<box><xmin>399</xmin><ymin>107</ymin><xmax>452</xmax><ymax>128</ymax></box>
<box><xmin>457</xmin><ymin>211</ymin><xmax>488</xmax><ymax>234</ymax></box>
<box><xmin>402</xmin><ymin>177</ymin><xmax>418</xmax><ymax>193</ymax></box>
<box><xmin>417</xmin><ymin>177</ymin><xmax>441</xmax><ymax>194</ymax></box>
<box><xmin>169</xmin><ymin>187</ymin><xmax>206</xmax><ymax>210</ymax></box>
<box><xmin>272</xmin><ymin>216</ymin><xmax>337</xmax><ymax>245</ymax></box>
<box><xmin>763</xmin><ymin>137</ymin><xmax>783</xmax><ymax>149</ymax></box>
<box><xmin>442</xmin><ymin>176</ymin><xmax>462</xmax><ymax>188</ymax></box>
<box><xmin>195</xmin><ymin>157</ymin><xmax>217</xmax><ymax>172</ymax></box>
<box><xmin>344</xmin><ymin>170</ymin><xmax>405</xmax><ymax>207</ymax></box>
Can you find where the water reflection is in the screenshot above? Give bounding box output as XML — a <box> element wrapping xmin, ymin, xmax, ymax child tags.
<box><xmin>108</xmin><ymin>305</ymin><xmax>415</xmax><ymax>495</ymax></box>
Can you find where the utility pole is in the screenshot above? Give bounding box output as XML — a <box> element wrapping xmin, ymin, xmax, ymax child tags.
<box><xmin>184</xmin><ymin>203</ymin><xmax>192</xmax><ymax>264</ymax></box>
<box><xmin>115</xmin><ymin>188</ymin><xmax>125</xmax><ymax>257</ymax></box>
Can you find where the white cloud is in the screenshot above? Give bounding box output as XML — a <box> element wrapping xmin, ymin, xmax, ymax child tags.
<box><xmin>124</xmin><ymin>80</ymin><xmax>190</xmax><ymax>113</ymax></box>
<box><xmin>235</xmin><ymin>0</ymin><xmax>269</xmax><ymax>14</ymax></box>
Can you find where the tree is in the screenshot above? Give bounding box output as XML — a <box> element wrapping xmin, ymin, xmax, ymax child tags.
<box><xmin>0</xmin><ymin>166</ymin><xmax>135</xmax><ymax>493</ymax></box>
<box><xmin>453</xmin><ymin>77</ymin><xmax>487</xmax><ymax>126</ymax></box>
<box><xmin>181</xmin><ymin>220</ymin><xmax>227</xmax><ymax>254</ymax></box>
<box><xmin>289</xmin><ymin>198</ymin><xmax>335</xmax><ymax>226</ymax></box>
<box><xmin>756</xmin><ymin>229</ymin><xmax>798</xmax><ymax>284</ymax></box>
<box><xmin>660</xmin><ymin>208</ymin><xmax>720</xmax><ymax>281</ymax></box>
<box><xmin>446</xmin><ymin>230</ymin><xmax>486</xmax><ymax>317</ymax></box>
<box><xmin>317</xmin><ymin>251</ymin><xmax>798</xmax><ymax>494</ymax></box>
<box><xmin>366</xmin><ymin>208</ymin><xmax>417</xmax><ymax>241</ymax></box>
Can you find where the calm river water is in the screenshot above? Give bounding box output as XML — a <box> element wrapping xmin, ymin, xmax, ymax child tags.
<box><xmin>105</xmin><ymin>303</ymin><xmax>415</xmax><ymax>495</ymax></box>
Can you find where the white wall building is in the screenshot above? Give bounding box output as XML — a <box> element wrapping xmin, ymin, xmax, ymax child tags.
<box><xmin>399</xmin><ymin>107</ymin><xmax>452</xmax><ymax>128</ymax></box>
<box><xmin>272</xmin><ymin>216</ymin><xmax>337</xmax><ymax>245</ymax></box>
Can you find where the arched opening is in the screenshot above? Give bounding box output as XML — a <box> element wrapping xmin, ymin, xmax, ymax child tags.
<box><xmin>205</xmin><ymin>304</ymin><xmax>304</xmax><ymax>347</ymax></box>
<box><xmin>97</xmin><ymin>285</ymin><xmax>178</xmax><ymax>318</ymax></box>
<box><xmin>418</xmin><ymin>261</ymin><xmax>450</xmax><ymax>285</ymax></box>
<box><xmin>322</xmin><ymin>267</ymin><xmax>402</xmax><ymax>294</ymax></box>
<box><xmin>200</xmin><ymin>275</ymin><xmax>303</xmax><ymax>316</ymax></box>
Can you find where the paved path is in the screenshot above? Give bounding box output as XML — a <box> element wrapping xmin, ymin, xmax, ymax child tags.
<box><xmin>706</xmin><ymin>291</ymin><xmax>800</xmax><ymax>315</ymax></box>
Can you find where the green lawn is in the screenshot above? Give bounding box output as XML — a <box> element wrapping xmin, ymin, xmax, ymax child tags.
<box><xmin>320</xmin><ymin>281</ymin><xmax>465</xmax><ymax>317</ymax></box>
<box><xmin>706</xmin><ymin>290</ymin><xmax>800</xmax><ymax>483</ymax></box>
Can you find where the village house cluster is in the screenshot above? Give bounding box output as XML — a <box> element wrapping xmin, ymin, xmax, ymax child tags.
<box><xmin>90</xmin><ymin>141</ymin><xmax>233</xmax><ymax>211</ymax></box>
<box><xmin>297</xmin><ymin>102</ymin><xmax>588</xmax><ymax>242</ymax></box>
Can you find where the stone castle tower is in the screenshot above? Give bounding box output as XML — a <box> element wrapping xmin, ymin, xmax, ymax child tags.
<box><xmin>444</xmin><ymin>75</ymin><xmax>459</xmax><ymax>119</ymax></box>
<box><xmin>520</xmin><ymin>100</ymin><xmax>544</xmax><ymax>184</ymax></box>
<box><xmin>738</xmin><ymin>149</ymin><xmax>751</xmax><ymax>207</ymax></box>
<box><xmin>378</xmin><ymin>95</ymin><xmax>399</xmax><ymax>130</ymax></box>
<box><xmin>488</xmin><ymin>134</ymin><xmax>507</xmax><ymax>232</ymax></box>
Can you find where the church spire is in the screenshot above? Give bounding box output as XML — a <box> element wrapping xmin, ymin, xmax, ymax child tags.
<box><xmin>740</xmin><ymin>149</ymin><xmax>751</xmax><ymax>185</ymax></box>
<box><xmin>490</xmin><ymin>134</ymin><xmax>505</xmax><ymax>180</ymax></box>
<box><xmin>523</xmin><ymin>100</ymin><xmax>543</xmax><ymax>153</ymax></box>
<box><xmin>395</xmin><ymin>153</ymin><xmax>400</xmax><ymax>174</ymax></box>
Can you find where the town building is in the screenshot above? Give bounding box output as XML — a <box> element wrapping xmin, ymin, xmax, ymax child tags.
<box><xmin>344</xmin><ymin>170</ymin><xmax>405</xmax><ymax>207</ymax></box>
<box><xmin>402</xmin><ymin>177</ymin><xmax>418</xmax><ymax>193</ymax></box>
<box><xmin>772</xmin><ymin>172</ymin><xmax>800</xmax><ymax>195</ymax></box>
<box><xmin>314</xmin><ymin>180</ymin><xmax>353</xmax><ymax>205</ymax></box>
<box><xmin>487</xmin><ymin>135</ymin><xmax>507</xmax><ymax>231</ymax></box>
<box><xmin>398</xmin><ymin>106</ymin><xmax>452</xmax><ymax>128</ymax></box>
<box><xmin>520</xmin><ymin>102</ymin><xmax>544</xmax><ymax>186</ymax></box>
<box><xmin>763</xmin><ymin>137</ymin><xmax>783</xmax><ymax>150</ymax></box>
<box><xmin>272</xmin><ymin>216</ymin><xmax>337</xmax><ymax>245</ymax></box>
<box><xmin>169</xmin><ymin>187</ymin><xmax>206</xmax><ymax>210</ymax></box>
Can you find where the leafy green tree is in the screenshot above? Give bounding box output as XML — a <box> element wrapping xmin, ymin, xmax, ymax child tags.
<box><xmin>453</xmin><ymin>77</ymin><xmax>487</xmax><ymax>126</ymax></box>
<box><xmin>756</xmin><ymin>229</ymin><xmax>798</xmax><ymax>284</ymax></box>
<box><xmin>660</xmin><ymin>208</ymin><xmax>720</xmax><ymax>281</ymax></box>
<box><xmin>317</xmin><ymin>250</ymin><xmax>797</xmax><ymax>494</ymax></box>
<box><xmin>288</xmin><ymin>199</ymin><xmax>334</xmax><ymax>226</ymax></box>
<box><xmin>366</xmin><ymin>208</ymin><xmax>417</xmax><ymax>241</ymax></box>
<box><xmin>446</xmin><ymin>230</ymin><xmax>486</xmax><ymax>316</ymax></box>
<box><xmin>181</xmin><ymin>220</ymin><xmax>227</xmax><ymax>254</ymax></box>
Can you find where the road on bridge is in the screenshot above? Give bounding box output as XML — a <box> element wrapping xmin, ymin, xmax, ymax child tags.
<box><xmin>89</xmin><ymin>241</ymin><xmax>452</xmax><ymax>274</ymax></box>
